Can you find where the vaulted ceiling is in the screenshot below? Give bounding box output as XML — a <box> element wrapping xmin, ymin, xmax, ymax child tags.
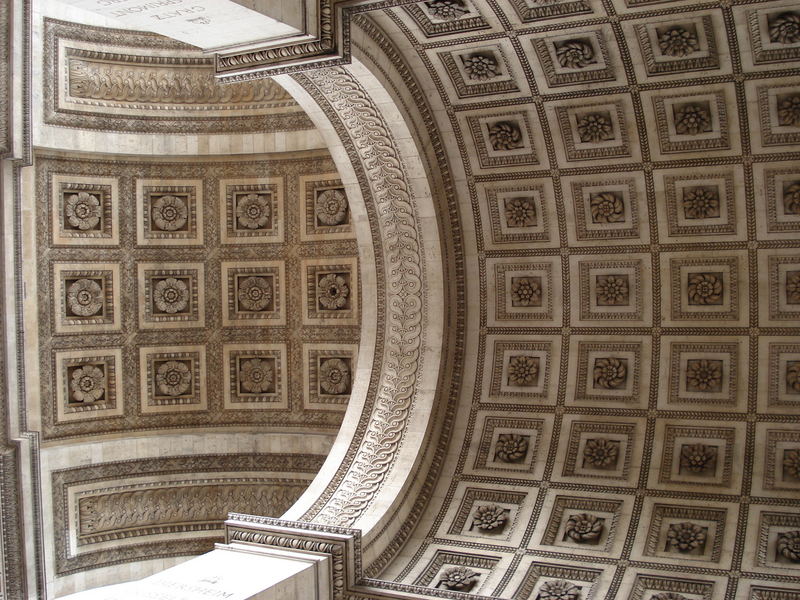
<box><xmin>1</xmin><ymin>0</ymin><xmax>799</xmax><ymax>598</ymax></box>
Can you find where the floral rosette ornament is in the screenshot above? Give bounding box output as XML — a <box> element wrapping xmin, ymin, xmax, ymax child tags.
<box><xmin>565</xmin><ymin>513</ymin><xmax>603</xmax><ymax>543</ymax></box>
<box><xmin>556</xmin><ymin>40</ymin><xmax>594</xmax><ymax>69</ymax></box>
<box><xmin>67</xmin><ymin>278</ymin><xmax>104</xmax><ymax>317</ymax></box>
<box><xmin>472</xmin><ymin>505</ymin><xmax>507</xmax><ymax>531</ymax></box>
<box><xmin>593</xmin><ymin>357</ymin><xmax>626</xmax><ymax>389</ymax></box>
<box><xmin>317</xmin><ymin>273</ymin><xmax>349</xmax><ymax>310</ymax></box>
<box><xmin>538</xmin><ymin>579</ymin><xmax>581</xmax><ymax>600</ymax></box>
<box><xmin>511</xmin><ymin>277</ymin><xmax>541</xmax><ymax>306</ymax></box>
<box><xmin>319</xmin><ymin>358</ymin><xmax>350</xmax><ymax>395</ymax></box>
<box><xmin>494</xmin><ymin>433</ymin><xmax>528</xmax><ymax>463</ymax></box>
<box><xmin>236</xmin><ymin>194</ymin><xmax>271</xmax><ymax>230</ymax></box>
<box><xmin>685</xmin><ymin>359</ymin><xmax>722</xmax><ymax>392</ymax></box>
<box><xmin>577</xmin><ymin>113</ymin><xmax>613</xmax><ymax>143</ymax></box>
<box><xmin>682</xmin><ymin>187</ymin><xmax>719</xmax><ymax>219</ymax></box>
<box><xmin>238</xmin><ymin>358</ymin><xmax>274</xmax><ymax>394</ymax></box>
<box><xmin>590</xmin><ymin>192</ymin><xmax>625</xmax><ymax>223</ymax></box>
<box><xmin>595</xmin><ymin>275</ymin><xmax>628</xmax><ymax>305</ymax></box>
<box><xmin>666</xmin><ymin>521</ymin><xmax>706</xmax><ymax>552</ymax></box>
<box><xmin>657</xmin><ymin>26</ymin><xmax>699</xmax><ymax>57</ymax></box>
<box><xmin>237</xmin><ymin>276</ymin><xmax>272</xmax><ymax>312</ymax></box>
<box><xmin>425</xmin><ymin>0</ymin><xmax>468</xmax><ymax>21</ymax></box>
<box><xmin>315</xmin><ymin>189</ymin><xmax>348</xmax><ymax>226</ymax></box>
<box><xmin>489</xmin><ymin>121</ymin><xmax>524</xmax><ymax>151</ymax></box>
<box><xmin>65</xmin><ymin>191</ymin><xmax>101</xmax><ymax>230</ymax></box>
<box><xmin>154</xmin><ymin>277</ymin><xmax>189</xmax><ymax>314</ymax></box>
<box><xmin>156</xmin><ymin>360</ymin><xmax>191</xmax><ymax>397</ymax></box>
<box><xmin>583</xmin><ymin>438</ymin><xmax>618</xmax><ymax>467</ymax></box>
<box><xmin>151</xmin><ymin>195</ymin><xmax>188</xmax><ymax>231</ymax></box>
<box><xmin>462</xmin><ymin>53</ymin><xmax>498</xmax><ymax>80</ymax></box>
<box><xmin>777</xmin><ymin>530</ymin><xmax>800</xmax><ymax>562</ymax></box>
<box><xmin>70</xmin><ymin>365</ymin><xmax>106</xmax><ymax>403</ymax></box>
<box><xmin>674</xmin><ymin>104</ymin><xmax>710</xmax><ymax>135</ymax></box>
<box><xmin>504</xmin><ymin>197</ymin><xmax>536</xmax><ymax>228</ymax></box>
<box><xmin>507</xmin><ymin>355</ymin><xmax>538</xmax><ymax>386</ymax></box>
<box><xmin>679</xmin><ymin>443</ymin><xmax>716</xmax><ymax>473</ymax></box>
<box><xmin>438</xmin><ymin>566</ymin><xmax>479</xmax><ymax>591</ymax></box>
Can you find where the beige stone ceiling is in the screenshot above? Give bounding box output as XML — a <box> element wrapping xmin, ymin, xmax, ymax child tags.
<box><xmin>330</xmin><ymin>1</ymin><xmax>800</xmax><ymax>598</ymax></box>
<box><xmin>2</xmin><ymin>0</ymin><xmax>800</xmax><ymax>598</ymax></box>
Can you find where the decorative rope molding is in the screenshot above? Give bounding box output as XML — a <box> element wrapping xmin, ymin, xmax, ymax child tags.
<box><xmin>294</xmin><ymin>67</ymin><xmax>424</xmax><ymax>528</ymax></box>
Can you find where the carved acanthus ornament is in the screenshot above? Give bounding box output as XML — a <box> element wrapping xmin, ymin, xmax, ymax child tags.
<box><xmin>295</xmin><ymin>67</ymin><xmax>424</xmax><ymax>528</ymax></box>
<box><xmin>68</xmin><ymin>56</ymin><xmax>293</xmax><ymax>106</ymax></box>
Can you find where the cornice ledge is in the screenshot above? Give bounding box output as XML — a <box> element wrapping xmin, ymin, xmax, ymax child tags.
<box><xmin>214</xmin><ymin>0</ymin><xmax>419</xmax><ymax>81</ymax></box>
<box><xmin>223</xmin><ymin>514</ymin><xmax>503</xmax><ymax>600</ymax></box>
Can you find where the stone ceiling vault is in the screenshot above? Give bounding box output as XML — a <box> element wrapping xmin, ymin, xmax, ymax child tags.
<box><xmin>1</xmin><ymin>0</ymin><xmax>800</xmax><ymax>599</ymax></box>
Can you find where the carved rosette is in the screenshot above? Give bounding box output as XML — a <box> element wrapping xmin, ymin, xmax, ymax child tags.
<box><xmin>296</xmin><ymin>67</ymin><xmax>423</xmax><ymax>528</ymax></box>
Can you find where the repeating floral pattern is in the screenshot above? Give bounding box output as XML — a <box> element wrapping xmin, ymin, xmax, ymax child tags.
<box><xmin>658</xmin><ymin>26</ymin><xmax>699</xmax><ymax>58</ymax></box>
<box><xmin>64</xmin><ymin>192</ymin><xmax>101</xmax><ymax>230</ymax></box>
<box><xmin>488</xmin><ymin>121</ymin><xmax>524</xmax><ymax>151</ymax></box>
<box><xmin>235</xmin><ymin>193</ymin><xmax>271</xmax><ymax>230</ymax></box>
<box><xmin>69</xmin><ymin>365</ymin><xmax>105</xmax><ymax>403</ymax></box>
<box><xmin>66</xmin><ymin>279</ymin><xmax>103</xmax><ymax>317</ymax></box>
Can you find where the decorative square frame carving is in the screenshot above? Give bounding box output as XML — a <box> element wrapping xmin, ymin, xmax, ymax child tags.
<box><xmin>222</xmin><ymin>343</ymin><xmax>288</xmax><ymax>410</ymax></box>
<box><xmin>744</xmin><ymin>5</ymin><xmax>800</xmax><ymax>66</ymax></box>
<box><xmin>488</xmin><ymin>338</ymin><xmax>555</xmax><ymax>402</ymax></box>
<box><xmin>487</xmin><ymin>258</ymin><xmax>560</xmax><ymax>325</ymax></box>
<box><xmin>511</xmin><ymin>561</ymin><xmax>604</xmax><ymax>600</ymax></box>
<box><xmin>531</xmin><ymin>28</ymin><xmax>616</xmax><ymax>88</ymax></box>
<box><xmin>566</xmin><ymin>175</ymin><xmax>643</xmax><ymax>243</ymax></box>
<box><xmin>761</xmin><ymin>428</ymin><xmax>800</xmax><ymax>493</ymax></box>
<box><xmin>624</xmin><ymin>573</ymin><xmax>716</xmax><ymax>600</ymax></box>
<box><xmin>413</xmin><ymin>549</ymin><xmax>499</xmax><ymax>592</ymax></box>
<box><xmin>221</xmin><ymin>260</ymin><xmax>285</xmax><ymax>327</ymax></box>
<box><xmin>575</xmin><ymin>258</ymin><xmax>646</xmax><ymax>323</ymax></box>
<box><xmin>755</xmin><ymin>163</ymin><xmax>800</xmax><ymax>238</ymax></box>
<box><xmin>139</xmin><ymin>345</ymin><xmax>207</xmax><ymax>414</ymax></box>
<box><xmin>53</xmin><ymin>262</ymin><xmax>121</xmax><ymax>334</ymax></box>
<box><xmin>572</xmin><ymin>339</ymin><xmax>645</xmax><ymax>405</ymax></box>
<box><xmin>666</xmin><ymin>256</ymin><xmax>741</xmax><ymax>322</ymax></box>
<box><xmin>51</xmin><ymin>174</ymin><xmax>119</xmax><ymax>246</ymax></box>
<box><xmin>747</xmin><ymin>585</ymin><xmax>800</xmax><ymax>600</ymax></box>
<box><xmin>640</xmin><ymin>503</ymin><xmax>728</xmax><ymax>565</ymax></box>
<box><xmin>482</xmin><ymin>181</ymin><xmax>552</xmax><ymax>247</ymax></box>
<box><xmin>445</xmin><ymin>486</ymin><xmax>527</xmax><ymax>542</ymax></box>
<box><xmin>219</xmin><ymin>176</ymin><xmax>283</xmax><ymax>244</ymax></box>
<box><xmin>661</xmin><ymin>339</ymin><xmax>741</xmax><ymax>409</ymax></box>
<box><xmin>300</xmin><ymin>257</ymin><xmax>359</xmax><ymax>326</ymax></box>
<box><xmin>554</xmin><ymin>99</ymin><xmax>632</xmax><ymax>162</ymax></box>
<box><xmin>468</xmin><ymin>110</ymin><xmax>539</xmax><ymax>169</ymax></box>
<box><xmin>438</xmin><ymin>43</ymin><xmax>519</xmax><ymax>98</ymax></box>
<box><xmin>137</xmin><ymin>262</ymin><xmax>205</xmax><ymax>330</ymax></box>
<box><xmin>472</xmin><ymin>414</ymin><xmax>547</xmax><ymax>476</ymax></box>
<box><xmin>403</xmin><ymin>1</ymin><xmax>489</xmax><ymax>38</ymax></box>
<box><xmin>54</xmin><ymin>348</ymin><xmax>124</xmax><ymax>423</ymax></box>
<box><xmin>654</xmin><ymin>423</ymin><xmax>739</xmax><ymax>489</ymax></box>
<box><xmin>299</xmin><ymin>173</ymin><xmax>353</xmax><ymax>241</ymax></box>
<box><xmin>507</xmin><ymin>0</ymin><xmax>592</xmax><ymax>24</ymax></box>
<box><xmin>767</xmin><ymin>253</ymin><xmax>800</xmax><ymax>322</ymax></box>
<box><xmin>648</xmin><ymin>88</ymin><xmax>733</xmax><ymax>157</ymax></box>
<box><xmin>558</xmin><ymin>418</ymin><xmax>640</xmax><ymax>483</ymax></box>
<box><xmin>660</xmin><ymin>170</ymin><xmax>740</xmax><ymax>239</ymax></box>
<box><xmin>755</xmin><ymin>83</ymin><xmax>800</xmax><ymax>148</ymax></box>
<box><xmin>751</xmin><ymin>510</ymin><xmax>800</xmax><ymax>572</ymax></box>
<box><xmin>135</xmin><ymin>178</ymin><xmax>203</xmax><ymax>246</ymax></box>
<box><xmin>539</xmin><ymin>494</ymin><xmax>625</xmax><ymax>554</ymax></box>
<box><xmin>762</xmin><ymin>341</ymin><xmax>800</xmax><ymax>411</ymax></box>
<box><xmin>302</xmin><ymin>343</ymin><xmax>359</xmax><ymax>411</ymax></box>
<box><xmin>634</xmin><ymin>14</ymin><xmax>720</xmax><ymax>76</ymax></box>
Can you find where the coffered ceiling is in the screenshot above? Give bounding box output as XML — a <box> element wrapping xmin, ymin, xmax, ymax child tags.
<box><xmin>1</xmin><ymin>0</ymin><xmax>799</xmax><ymax>598</ymax></box>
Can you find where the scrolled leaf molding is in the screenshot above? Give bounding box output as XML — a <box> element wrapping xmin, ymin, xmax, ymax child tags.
<box><xmin>300</xmin><ymin>67</ymin><xmax>425</xmax><ymax>528</ymax></box>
